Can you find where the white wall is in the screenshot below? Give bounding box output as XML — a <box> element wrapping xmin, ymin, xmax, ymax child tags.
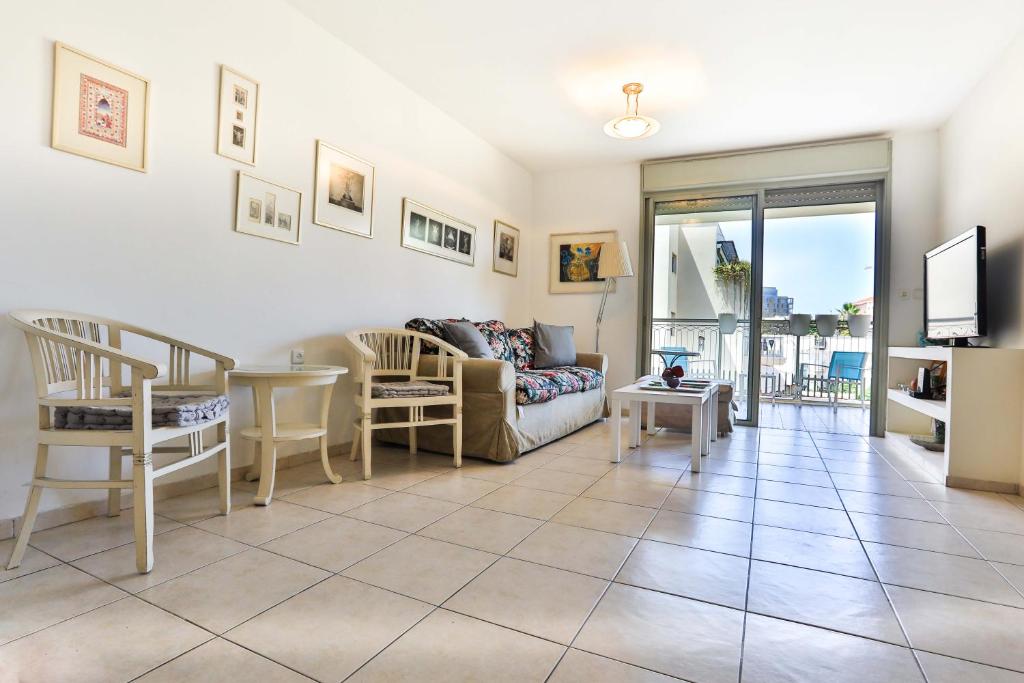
<box><xmin>0</xmin><ymin>0</ymin><xmax>533</xmax><ymax>520</ymax></box>
<box><xmin>531</xmin><ymin>164</ymin><xmax>641</xmax><ymax>390</ymax></box>
<box><xmin>531</xmin><ymin>134</ymin><xmax>942</xmax><ymax>397</ymax></box>
<box><xmin>940</xmin><ymin>33</ymin><xmax>1024</xmax><ymax>348</ymax></box>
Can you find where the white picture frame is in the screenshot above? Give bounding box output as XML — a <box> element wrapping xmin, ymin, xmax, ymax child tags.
<box><xmin>51</xmin><ymin>42</ymin><xmax>150</xmax><ymax>172</ymax></box>
<box><xmin>235</xmin><ymin>172</ymin><xmax>302</xmax><ymax>245</ymax></box>
<box><xmin>216</xmin><ymin>65</ymin><xmax>259</xmax><ymax>165</ymax></box>
<box><xmin>549</xmin><ymin>230</ymin><xmax>618</xmax><ymax>294</ymax></box>
<box><xmin>401</xmin><ymin>198</ymin><xmax>476</xmax><ymax>267</ymax></box>
<box><xmin>313</xmin><ymin>140</ymin><xmax>375</xmax><ymax>238</ymax></box>
<box><xmin>492</xmin><ymin>220</ymin><xmax>520</xmax><ymax>277</ymax></box>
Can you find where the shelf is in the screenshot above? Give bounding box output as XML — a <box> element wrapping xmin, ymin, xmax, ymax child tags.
<box><xmin>888</xmin><ymin>346</ymin><xmax>950</xmax><ymax>362</ymax></box>
<box><xmin>239</xmin><ymin>422</ymin><xmax>326</xmax><ymax>442</ymax></box>
<box><xmin>886</xmin><ymin>388</ymin><xmax>948</xmax><ymax>421</ymax></box>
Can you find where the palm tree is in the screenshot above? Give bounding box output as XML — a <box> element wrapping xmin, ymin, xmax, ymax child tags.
<box><xmin>837</xmin><ymin>302</ymin><xmax>860</xmax><ymax>320</ymax></box>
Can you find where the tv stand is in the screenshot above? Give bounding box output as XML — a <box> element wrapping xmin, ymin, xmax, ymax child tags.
<box><xmin>886</xmin><ymin>346</ymin><xmax>1024</xmax><ymax>493</ymax></box>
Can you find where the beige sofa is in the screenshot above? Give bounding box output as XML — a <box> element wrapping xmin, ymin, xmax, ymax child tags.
<box><xmin>378</xmin><ymin>352</ymin><xmax>607</xmax><ymax>462</ymax></box>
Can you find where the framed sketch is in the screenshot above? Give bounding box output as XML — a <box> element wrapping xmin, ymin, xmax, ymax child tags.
<box><xmin>234</xmin><ymin>172</ymin><xmax>301</xmax><ymax>245</ymax></box>
<box><xmin>549</xmin><ymin>230</ymin><xmax>618</xmax><ymax>294</ymax></box>
<box><xmin>313</xmin><ymin>140</ymin><xmax>375</xmax><ymax>238</ymax></box>
<box><xmin>492</xmin><ymin>221</ymin><xmax>520</xmax><ymax>277</ymax></box>
<box><xmin>217</xmin><ymin>66</ymin><xmax>259</xmax><ymax>165</ymax></box>
<box><xmin>51</xmin><ymin>42</ymin><xmax>150</xmax><ymax>172</ymax></box>
<box><xmin>401</xmin><ymin>199</ymin><xmax>476</xmax><ymax>266</ymax></box>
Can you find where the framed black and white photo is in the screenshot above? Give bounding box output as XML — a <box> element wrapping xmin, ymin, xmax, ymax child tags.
<box><xmin>492</xmin><ymin>220</ymin><xmax>520</xmax><ymax>276</ymax></box>
<box><xmin>235</xmin><ymin>172</ymin><xmax>301</xmax><ymax>245</ymax></box>
<box><xmin>313</xmin><ymin>140</ymin><xmax>375</xmax><ymax>238</ymax></box>
<box><xmin>217</xmin><ymin>66</ymin><xmax>259</xmax><ymax>165</ymax></box>
<box><xmin>401</xmin><ymin>198</ymin><xmax>476</xmax><ymax>266</ymax></box>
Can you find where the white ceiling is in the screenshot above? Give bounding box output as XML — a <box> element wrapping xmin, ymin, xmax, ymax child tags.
<box><xmin>288</xmin><ymin>0</ymin><xmax>1024</xmax><ymax>172</ymax></box>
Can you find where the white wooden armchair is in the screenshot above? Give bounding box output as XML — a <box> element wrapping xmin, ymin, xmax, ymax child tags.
<box><xmin>6</xmin><ymin>310</ymin><xmax>236</xmax><ymax>574</ymax></box>
<box><xmin>346</xmin><ymin>328</ymin><xmax>467</xmax><ymax>479</ymax></box>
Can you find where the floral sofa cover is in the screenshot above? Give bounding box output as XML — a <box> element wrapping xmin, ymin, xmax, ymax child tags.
<box><xmin>406</xmin><ymin>318</ymin><xmax>604</xmax><ymax>405</ymax></box>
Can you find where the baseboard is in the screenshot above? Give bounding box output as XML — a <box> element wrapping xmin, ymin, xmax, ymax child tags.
<box><xmin>944</xmin><ymin>475</ymin><xmax>1019</xmax><ymax>494</ymax></box>
<box><xmin>0</xmin><ymin>441</ymin><xmax>352</xmax><ymax>542</ymax></box>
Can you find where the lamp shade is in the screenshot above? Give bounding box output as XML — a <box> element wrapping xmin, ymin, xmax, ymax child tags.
<box><xmin>598</xmin><ymin>240</ymin><xmax>634</xmax><ymax>279</ymax></box>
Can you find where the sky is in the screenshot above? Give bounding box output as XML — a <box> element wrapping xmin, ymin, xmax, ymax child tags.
<box><xmin>719</xmin><ymin>212</ymin><xmax>875</xmax><ymax>314</ymax></box>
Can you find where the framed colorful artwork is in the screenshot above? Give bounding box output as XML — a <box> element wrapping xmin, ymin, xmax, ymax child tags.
<box><xmin>548</xmin><ymin>230</ymin><xmax>618</xmax><ymax>294</ymax></box>
<box><xmin>217</xmin><ymin>66</ymin><xmax>259</xmax><ymax>165</ymax></box>
<box><xmin>313</xmin><ymin>140</ymin><xmax>375</xmax><ymax>238</ymax></box>
<box><xmin>492</xmin><ymin>220</ymin><xmax>520</xmax><ymax>277</ymax></box>
<box><xmin>401</xmin><ymin>198</ymin><xmax>476</xmax><ymax>266</ymax></box>
<box><xmin>234</xmin><ymin>172</ymin><xmax>302</xmax><ymax>245</ymax></box>
<box><xmin>51</xmin><ymin>42</ymin><xmax>150</xmax><ymax>172</ymax></box>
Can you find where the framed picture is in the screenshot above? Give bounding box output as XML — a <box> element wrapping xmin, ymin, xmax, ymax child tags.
<box><xmin>234</xmin><ymin>172</ymin><xmax>302</xmax><ymax>245</ymax></box>
<box><xmin>217</xmin><ymin>66</ymin><xmax>259</xmax><ymax>165</ymax></box>
<box><xmin>51</xmin><ymin>42</ymin><xmax>150</xmax><ymax>172</ymax></box>
<box><xmin>401</xmin><ymin>199</ymin><xmax>476</xmax><ymax>266</ymax></box>
<box><xmin>492</xmin><ymin>221</ymin><xmax>520</xmax><ymax>277</ymax></box>
<box><xmin>313</xmin><ymin>140</ymin><xmax>375</xmax><ymax>238</ymax></box>
<box><xmin>549</xmin><ymin>230</ymin><xmax>618</xmax><ymax>294</ymax></box>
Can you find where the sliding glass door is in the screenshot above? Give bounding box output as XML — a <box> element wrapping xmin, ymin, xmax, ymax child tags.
<box><xmin>641</xmin><ymin>181</ymin><xmax>886</xmax><ymax>433</ymax></box>
<box><xmin>646</xmin><ymin>195</ymin><xmax>759</xmax><ymax>423</ymax></box>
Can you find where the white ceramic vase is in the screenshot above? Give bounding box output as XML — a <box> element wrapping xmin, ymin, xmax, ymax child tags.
<box><xmin>718</xmin><ymin>313</ymin><xmax>738</xmax><ymax>334</ymax></box>
<box><xmin>847</xmin><ymin>314</ymin><xmax>871</xmax><ymax>337</ymax></box>
<box><xmin>788</xmin><ymin>314</ymin><xmax>811</xmax><ymax>336</ymax></box>
<box><xmin>815</xmin><ymin>314</ymin><xmax>839</xmax><ymax>337</ymax></box>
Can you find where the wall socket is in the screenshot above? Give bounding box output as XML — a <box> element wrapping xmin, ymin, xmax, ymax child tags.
<box><xmin>291</xmin><ymin>349</ymin><xmax>305</xmax><ymax>364</ymax></box>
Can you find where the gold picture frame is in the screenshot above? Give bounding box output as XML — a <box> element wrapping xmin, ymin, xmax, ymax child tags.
<box><xmin>549</xmin><ymin>230</ymin><xmax>618</xmax><ymax>294</ymax></box>
<box><xmin>313</xmin><ymin>140</ymin><xmax>375</xmax><ymax>238</ymax></box>
<box><xmin>492</xmin><ymin>220</ymin><xmax>520</xmax><ymax>277</ymax></box>
<box><xmin>216</xmin><ymin>65</ymin><xmax>259</xmax><ymax>165</ymax></box>
<box><xmin>234</xmin><ymin>172</ymin><xmax>302</xmax><ymax>246</ymax></box>
<box><xmin>51</xmin><ymin>42</ymin><xmax>150</xmax><ymax>172</ymax></box>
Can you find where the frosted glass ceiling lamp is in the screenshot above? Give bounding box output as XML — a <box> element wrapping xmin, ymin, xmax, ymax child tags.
<box><xmin>604</xmin><ymin>83</ymin><xmax>660</xmax><ymax>140</ymax></box>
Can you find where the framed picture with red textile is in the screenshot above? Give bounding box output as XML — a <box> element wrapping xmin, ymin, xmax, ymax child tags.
<box><xmin>51</xmin><ymin>42</ymin><xmax>150</xmax><ymax>172</ymax></box>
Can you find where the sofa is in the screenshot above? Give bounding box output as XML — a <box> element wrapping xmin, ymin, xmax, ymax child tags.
<box><xmin>375</xmin><ymin>319</ymin><xmax>607</xmax><ymax>462</ymax></box>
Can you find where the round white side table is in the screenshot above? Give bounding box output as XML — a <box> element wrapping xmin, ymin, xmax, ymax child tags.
<box><xmin>230</xmin><ymin>365</ymin><xmax>348</xmax><ymax>505</ymax></box>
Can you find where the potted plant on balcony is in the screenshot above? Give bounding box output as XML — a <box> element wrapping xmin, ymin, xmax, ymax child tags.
<box><xmin>713</xmin><ymin>260</ymin><xmax>751</xmax><ymax>335</ymax></box>
<box><xmin>838</xmin><ymin>302</ymin><xmax>871</xmax><ymax>337</ymax></box>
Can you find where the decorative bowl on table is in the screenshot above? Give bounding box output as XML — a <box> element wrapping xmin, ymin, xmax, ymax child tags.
<box><xmin>661</xmin><ymin>365</ymin><xmax>685</xmax><ymax>389</ymax></box>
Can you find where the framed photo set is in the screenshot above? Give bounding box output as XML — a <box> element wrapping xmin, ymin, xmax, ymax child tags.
<box><xmin>549</xmin><ymin>230</ymin><xmax>618</xmax><ymax>294</ymax></box>
<box><xmin>313</xmin><ymin>140</ymin><xmax>375</xmax><ymax>238</ymax></box>
<box><xmin>492</xmin><ymin>220</ymin><xmax>520</xmax><ymax>277</ymax></box>
<box><xmin>234</xmin><ymin>172</ymin><xmax>302</xmax><ymax>245</ymax></box>
<box><xmin>216</xmin><ymin>66</ymin><xmax>259</xmax><ymax>165</ymax></box>
<box><xmin>401</xmin><ymin>199</ymin><xmax>476</xmax><ymax>267</ymax></box>
<box><xmin>51</xmin><ymin>42</ymin><xmax>150</xmax><ymax>172</ymax></box>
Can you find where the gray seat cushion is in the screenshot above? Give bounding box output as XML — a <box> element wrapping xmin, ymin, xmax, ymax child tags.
<box><xmin>54</xmin><ymin>393</ymin><xmax>229</xmax><ymax>430</ymax></box>
<box><xmin>370</xmin><ymin>381</ymin><xmax>451</xmax><ymax>399</ymax></box>
<box><xmin>442</xmin><ymin>321</ymin><xmax>494</xmax><ymax>359</ymax></box>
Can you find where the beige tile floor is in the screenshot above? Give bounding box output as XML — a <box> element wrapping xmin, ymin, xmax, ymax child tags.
<box><xmin>5</xmin><ymin>422</ymin><xmax>1024</xmax><ymax>682</ymax></box>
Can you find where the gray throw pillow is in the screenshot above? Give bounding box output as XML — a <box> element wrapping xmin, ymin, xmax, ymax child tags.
<box><xmin>534</xmin><ymin>321</ymin><xmax>576</xmax><ymax>368</ymax></box>
<box><xmin>442</xmin><ymin>321</ymin><xmax>494</xmax><ymax>359</ymax></box>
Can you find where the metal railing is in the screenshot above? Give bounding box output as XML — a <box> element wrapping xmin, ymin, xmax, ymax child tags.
<box><xmin>650</xmin><ymin>317</ymin><xmax>872</xmax><ymax>405</ymax></box>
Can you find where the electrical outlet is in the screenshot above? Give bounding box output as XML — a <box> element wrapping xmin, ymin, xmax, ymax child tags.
<box><xmin>291</xmin><ymin>349</ymin><xmax>305</xmax><ymax>365</ymax></box>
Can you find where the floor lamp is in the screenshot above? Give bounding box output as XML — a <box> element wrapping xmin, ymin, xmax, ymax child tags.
<box><xmin>595</xmin><ymin>240</ymin><xmax>634</xmax><ymax>353</ymax></box>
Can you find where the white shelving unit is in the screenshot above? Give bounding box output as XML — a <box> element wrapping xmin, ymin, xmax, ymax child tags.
<box><xmin>887</xmin><ymin>346</ymin><xmax>1024</xmax><ymax>492</ymax></box>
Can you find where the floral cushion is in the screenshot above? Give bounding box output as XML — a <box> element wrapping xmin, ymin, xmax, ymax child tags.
<box><xmin>515</xmin><ymin>366</ymin><xmax>604</xmax><ymax>405</ymax></box>
<box><xmin>405</xmin><ymin>317</ymin><xmax>466</xmax><ymax>354</ymax></box>
<box><xmin>474</xmin><ymin>320</ymin><xmax>514</xmax><ymax>362</ymax></box>
<box><xmin>506</xmin><ymin>327</ymin><xmax>535</xmax><ymax>370</ymax></box>
<box><xmin>406</xmin><ymin>318</ymin><xmax>513</xmax><ymax>362</ymax></box>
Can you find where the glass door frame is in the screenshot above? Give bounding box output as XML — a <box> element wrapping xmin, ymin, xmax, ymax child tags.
<box><xmin>638</xmin><ymin>174</ymin><xmax>891</xmax><ymax>435</ymax></box>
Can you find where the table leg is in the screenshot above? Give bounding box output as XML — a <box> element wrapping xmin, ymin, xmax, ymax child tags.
<box><xmin>319</xmin><ymin>382</ymin><xmax>342</xmax><ymax>484</ymax></box>
<box><xmin>610</xmin><ymin>399</ymin><xmax>622</xmax><ymax>463</ymax></box>
<box><xmin>691</xmin><ymin>399</ymin><xmax>702</xmax><ymax>472</ymax></box>
<box><xmin>628</xmin><ymin>400</ymin><xmax>640</xmax><ymax>448</ymax></box>
<box><xmin>245</xmin><ymin>385</ymin><xmax>261</xmax><ymax>482</ymax></box>
<box><xmin>253</xmin><ymin>381</ymin><xmax>277</xmax><ymax>506</ymax></box>
<box><xmin>646</xmin><ymin>401</ymin><xmax>657</xmax><ymax>435</ymax></box>
<box><xmin>701</xmin><ymin>397</ymin><xmax>711</xmax><ymax>455</ymax></box>
<box><xmin>710</xmin><ymin>389</ymin><xmax>719</xmax><ymax>442</ymax></box>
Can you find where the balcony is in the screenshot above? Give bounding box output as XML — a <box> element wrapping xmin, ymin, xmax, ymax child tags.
<box><xmin>650</xmin><ymin>317</ymin><xmax>873</xmax><ymax>414</ymax></box>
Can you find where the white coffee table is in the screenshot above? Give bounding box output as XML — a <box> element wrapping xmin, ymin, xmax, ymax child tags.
<box><xmin>609</xmin><ymin>378</ymin><xmax>719</xmax><ymax>471</ymax></box>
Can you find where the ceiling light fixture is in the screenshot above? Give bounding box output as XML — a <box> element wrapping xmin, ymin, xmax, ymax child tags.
<box><xmin>604</xmin><ymin>82</ymin><xmax>660</xmax><ymax>140</ymax></box>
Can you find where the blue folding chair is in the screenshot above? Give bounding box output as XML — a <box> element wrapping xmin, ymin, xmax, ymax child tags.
<box><xmin>798</xmin><ymin>351</ymin><xmax>869</xmax><ymax>411</ymax></box>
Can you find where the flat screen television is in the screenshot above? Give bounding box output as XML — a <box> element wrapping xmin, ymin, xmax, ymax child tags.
<box><xmin>923</xmin><ymin>225</ymin><xmax>987</xmax><ymax>345</ymax></box>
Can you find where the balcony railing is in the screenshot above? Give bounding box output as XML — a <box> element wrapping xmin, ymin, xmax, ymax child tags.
<box><xmin>650</xmin><ymin>317</ymin><xmax>872</xmax><ymax>405</ymax></box>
